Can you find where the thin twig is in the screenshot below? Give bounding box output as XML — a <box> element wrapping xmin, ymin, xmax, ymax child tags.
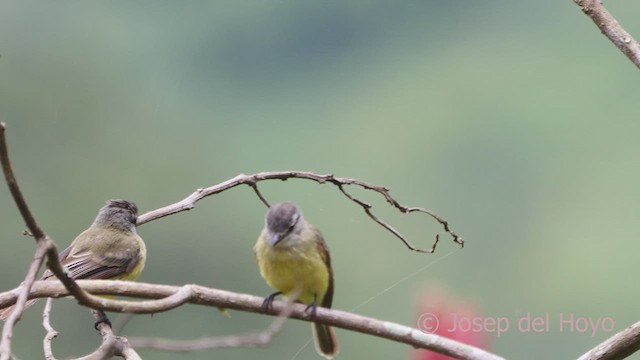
<box><xmin>0</xmin><ymin>123</ymin><xmax>72</xmax><ymax>360</ymax></box>
<box><xmin>248</xmin><ymin>182</ymin><xmax>271</xmax><ymax>208</ymax></box>
<box><xmin>0</xmin><ymin>123</ymin><xmax>46</xmax><ymax>240</ymax></box>
<box><xmin>577</xmin><ymin>320</ymin><xmax>640</xmax><ymax>360</ymax></box>
<box><xmin>337</xmin><ymin>184</ymin><xmax>442</xmax><ymax>253</ymax></box>
<box><xmin>1</xmin><ymin>280</ymin><xmax>502</xmax><ymax>360</ymax></box>
<box><xmin>573</xmin><ymin>0</ymin><xmax>640</xmax><ymax>69</ymax></box>
<box><xmin>43</xmin><ymin>305</ymin><xmax>142</xmax><ymax>360</ymax></box>
<box><xmin>73</xmin><ymin>311</ymin><xmax>142</xmax><ymax>360</ymax></box>
<box><xmin>129</xmin><ymin>293</ymin><xmax>298</xmax><ymax>352</ymax></box>
<box><xmin>136</xmin><ymin>171</ymin><xmax>463</xmax><ymax>251</ymax></box>
<box><xmin>0</xmin><ymin>244</ymin><xmax>48</xmax><ymax>359</ymax></box>
<box><xmin>0</xmin><ymin>123</ymin><xmax>52</xmax><ymax>360</ymax></box>
<box><xmin>42</xmin><ymin>299</ymin><xmax>58</xmax><ymax>360</ymax></box>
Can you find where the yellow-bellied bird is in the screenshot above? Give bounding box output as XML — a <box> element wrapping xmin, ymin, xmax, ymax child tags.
<box><xmin>254</xmin><ymin>202</ymin><xmax>338</xmax><ymax>359</ymax></box>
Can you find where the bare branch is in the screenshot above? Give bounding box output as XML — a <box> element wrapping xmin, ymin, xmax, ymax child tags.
<box><xmin>44</xmin><ymin>303</ymin><xmax>142</xmax><ymax>360</ymax></box>
<box><xmin>0</xmin><ymin>122</ymin><xmax>46</xmax><ymax>240</ymax></box>
<box><xmin>73</xmin><ymin>311</ymin><xmax>142</xmax><ymax>360</ymax></box>
<box><xmin>129</xmin><ymin>297</ymin><xmax>297</xmax><ymax>352</ymax></box>
<box><xmin>0</xmin><ymin>122</ymin><xmax>55</xmax><ymax>360</ymax></box>
<box><xmin>573</xmin><ymin>0</ymin><xmax>640</xmax><ymax>69</ymax></box>
<box><xmin>337</xmin><ymin>184</ymin><xmax>442</xmax><ymax>253</ymax></box>
<box><xmin>578</xmin><ymin>320</ymin><xmax>640</xmax><ymax>360</ymax></box>
<box><xmin>136</xmin><ymin>171</ymin><xmax>463</xmax><ymax>252</ymax></box>
<box><xmin>42</xmin><ymin>299</ymin><xmax>58</xmax><ymax>360</ymax></box>
<box><xmin>1</xmin><ymin>281</ymin><xmax>502</xmax><ymax>360</ymax></box>
<box><xmin>0</xmin><ymin>244</ymin><xmax>47</xmax><ymax>359</ymax></box>
<box><xmin>248</xmin><ymin>182</ymin><xmax>271</xmax><ymax>208</ymax></box>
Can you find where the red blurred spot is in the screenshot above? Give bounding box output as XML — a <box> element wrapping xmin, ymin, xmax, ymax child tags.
<box><xmin>412</xmin><ymin>284</ymin><xmax>490</xmax><ymax>360</ymax></box>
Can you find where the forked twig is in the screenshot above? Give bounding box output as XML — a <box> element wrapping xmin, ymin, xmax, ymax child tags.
<box><xmin>43</xmin><ymin>300</ymin><xmax>142</xmax><ymax>360</ymax></box>
<box><xmin>136</xmin><ymin>171</ymin><xmax>463</xmax><ymax>251</ymax></box>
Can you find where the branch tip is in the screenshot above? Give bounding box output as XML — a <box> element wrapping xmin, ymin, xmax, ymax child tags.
<box><xmin>573</xmin><ymin>0</ymin><xmax>640</xmax><ymax>69</ymax></box>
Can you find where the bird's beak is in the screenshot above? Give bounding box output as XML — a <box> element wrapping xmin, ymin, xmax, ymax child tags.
<box><xmin>269</xmin><ymin>233</ymin><xmax>284</xmax><ymax>246</ymax></box>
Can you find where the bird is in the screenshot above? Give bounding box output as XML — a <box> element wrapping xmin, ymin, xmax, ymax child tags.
<box><xmin>254</xmin><ymin>202</ymin><xmax>338</xmax><ymax>359</ymax></box>
<box><xmin>0</xmin><ymin>199</ymin><xmax>146</xmax><ymax>321</ymax></box>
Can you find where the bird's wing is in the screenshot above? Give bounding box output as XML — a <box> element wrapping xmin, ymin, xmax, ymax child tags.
<box><xmin>313</xmin><ymin>227</ymin><xmax>334</xmax><ymax>309</ymax></box>
<box><xmin>59</xmin><ymin>245</ymin><xmax>141</xmax><ymax>280</ymax></box>
<box><xmin>44</xmin><ymin>228</ymin><xmax>142</xmax><ymax>280</ymax></box>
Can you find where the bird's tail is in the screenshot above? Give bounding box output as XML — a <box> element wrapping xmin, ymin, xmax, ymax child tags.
<box><xmin>0</xmin><ymin>298</ymin><xmax>39</xmax><ymax>321</ymax></box>
<box><xmin>312</xmin><ymin>322</ymin><xmax>339</xmax><ymax>359</ymax></box>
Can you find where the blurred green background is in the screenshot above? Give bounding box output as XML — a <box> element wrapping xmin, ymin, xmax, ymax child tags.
<box><xmin>1</xmin><ymin>1</ymin><xmax>639</xmax><ymax>359</ymax></box>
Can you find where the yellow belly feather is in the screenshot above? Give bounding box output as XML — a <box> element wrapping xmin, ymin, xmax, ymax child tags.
<box><xmin>255</xmin><ymin>235</ymin><xmax>329</xmax><ymax>305</ymax></box>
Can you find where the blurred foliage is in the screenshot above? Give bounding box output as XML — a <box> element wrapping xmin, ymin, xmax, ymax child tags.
<box><xmin>1</xmin><ymin>1</ymin><xmax>640</xmax><ymax>359</ymax></box>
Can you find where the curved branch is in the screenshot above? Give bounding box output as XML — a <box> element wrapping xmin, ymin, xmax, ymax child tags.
<box><xmin>573</xmin><ymin>0</ymin><xmax>640</xmax><ymax>69</ymax></box>
<box><xmin>0</xmin><ymin>122</ymin><xmax>46</xmax><ymax>239</ymax></box>
<box><xmin>578</xmin><ymin>320</ymin><xmax>640</xmax><ymax>360</ymax></box>
<box><xmin>136</xmin><ymin>171</ymin><xmax>463</xmax><ymax>252</ymax></box>
<box><xmin>0</xmin><ymin>122</ymin><xmax>55</xmax><ymax>360</ymax></box>
<box><xmin>0</xmin><ymin>281</ymin><xmax>502</xmax><ymax>360</ymax></box>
